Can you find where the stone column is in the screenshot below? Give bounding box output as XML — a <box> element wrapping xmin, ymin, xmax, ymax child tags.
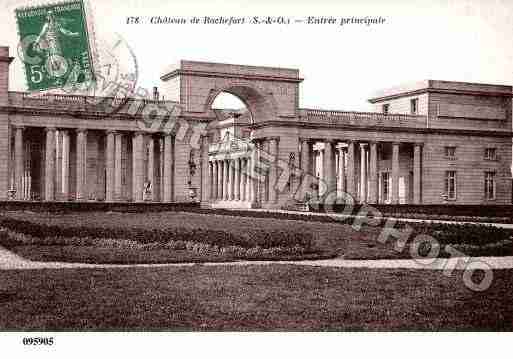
<box><xmin>163</xmin><ymin>134</ymin><xmax>173</xmax><ymax>202</ymax></box>
<box><xmin>360</xmin><ymin>143</ymin><xmax>368</xmax><ymax>203</ymax></box>
<box><xmin>234</xmin><ymin>158</ymin><xmax>240</xmax><ymax>200</ymax></box>
<box><xmin>147</xmin><ymin>135</ymin><xmax>155</xmax><ymax>201</ymax></box>
<box><xmin>369</xmin><ymin>141</ymin><xmax>379</xmax><ymax>204</ymax></box>
<box><xmin>158</xmin><ymin>138</ymin><xmax>164</xmax><ymax>202</ymax></box>
<box><xmin>250</xmin><ymin>142</ymin><xmax>259</xmax><ymax>205</ymax></box>
<box><xmin>323</xmin><ymin>140</ymin><xmax>336</xmax><ymax>195</ymax></box>
<box><xmin>337</xmin><ymin>147</ymin><xmax>346</xmax><ymax>194</ymax></box>
<box><xmin>199</xmin><ymin>135</ymin><xmax>209</xmax><ymax>203</ymax></box>
<box><xmin>222</xmin><ymin>159</ymin><xmax>229</xmax><ymax>200</ymax></box>
<box><xmin>132</xmin><ymin>132</ymin><xmax>145</xmax><ymax>202</ymax></box>
<box><xmin>44</xmin><ymin>127</ymin><xmax>56</xmax><ymax>201</ymax></box>
<box><xmin>240</xmin><ymin>158</ymin><xmax>246</xmax><ymax>201</ymax></box>
<box><xmin>105</xmin><ymin>130</ymin><xmax>115</xmax><ymax>202</ymax></box>
<box><xmin>268</xmin><ymin>137</ymin><xmax>279</xmax><ymax>203</ymax></box>
<box><xmin>300</xmin><ymin>139</ymin><xmax>311</xmax><ymax>174</ymax></box>
<box><xmin>55</xmin><ymin>131</ymin><xmax>62</xmax><ymax>200</ymax></box>
<box><xmin>209</xmin><ymin>161</ymin><xmax>214</xmax><ymax>199</ymax></box>
<box><xmin>245</xmin><ymin>157</ymin><xmax>252</xmax><ymax>202</ymax></box>
<box><xmin>61</xmin><ymin>130</ymin><xmax>70</xmax><ymax>200</ymax></box>
<box><xmin>413</xmin><ymin>143</ymin><xmax>423</xmax><ymax>204</ymax></box>
<box><xmin>217</xmin><ymin>160</ymin><xmax>223</xmax><ymax>200</ymax></box>
<box><xmin>391</xmin><ymin>142</ymin><xmax>400</xmax><ymax>204</ymax></box>
<box><xmin>227</xmin><ymin>159</ymin><xmax>231</xmax><ymax>200</ymax></box>
<box><xmin>114</xmin><ymin>132</ymin><xmax>122</xmax><ymax>201</ymax></box>
<box><xmin>14</xmin><ymin>126</ymin><xmax>24</xmax><ymax>200</ymax></box>
<box><xmin>299</xmin><ymin>138</ymin><xmax>311</xmax><ymax>201</ymax></box>
<box><xmin>228</xmin><ymin>159</ymin><xmax>234</xmax><ymax>200</ymax></box>
<box><xmin>346</xmin><ymin>141</ymin><xmax>356</xmax><ymax>200</ymax></box>
<box><xmin>76</xmin><ymin>129</ymin><xmax>87</xmax><ymax>201</ymax></box>
<box><xmin>211</xmin><ymin>161</ymin><xmax>216</xmax><ymax>199</ymax></box>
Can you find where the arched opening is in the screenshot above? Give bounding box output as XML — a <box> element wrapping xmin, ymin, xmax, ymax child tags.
<box><xmin>202</xmin><ymin>84</ymin><xmax>277</xmax><ymax>207</ymax></box>
<box><xmin>206</xmin><ymin>91</ymin><xmax>257</xmax><ymax>207</ymax></box>
<box><xmin>210</xmin><ymin>91</ymin><xmax>252</xmax><ymax>143</ymax></box>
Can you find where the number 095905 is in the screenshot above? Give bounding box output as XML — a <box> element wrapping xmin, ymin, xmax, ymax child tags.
<box><xmin>22</xmin><ymin>337</ymin><xmax>54</xmax><ymax>345</ymax></box>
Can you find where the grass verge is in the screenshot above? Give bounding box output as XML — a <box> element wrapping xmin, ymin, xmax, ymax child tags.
<box><xmin>0</xmin><ymin>265</ymin><xmax>512</xmax><ymax>330</ymax></box>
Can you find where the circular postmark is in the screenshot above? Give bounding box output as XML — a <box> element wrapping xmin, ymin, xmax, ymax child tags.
<box><xmin>62</xmin><ymin>31</ymin><xmax>139</xmax><ymax>117</ymax></box>
<box><xmin>17</xmin><ymin>31</ymin><xmax>139</xmax><ymax>118</ymax></box>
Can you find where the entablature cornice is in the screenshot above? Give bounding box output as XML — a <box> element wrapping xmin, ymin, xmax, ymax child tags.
<box><xmin>161</xmin><ymin>69</ymin><xmax>303</xmax><ymax>84</ymax></box>
<box><xmin>251</xmin><ymin>120</ymin><xmax>513</xmax><ymax>138</ymax></box>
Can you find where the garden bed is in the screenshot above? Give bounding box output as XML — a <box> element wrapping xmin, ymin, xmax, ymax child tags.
<box><xmin>0</xmin><ymin>213</ymin><xmax>336</xmax><ymax>264</ymax></box>
<box><xmin>0</xmin><ymin>210</ymin><xmax>512</xmax><ymax>263</ymax></box>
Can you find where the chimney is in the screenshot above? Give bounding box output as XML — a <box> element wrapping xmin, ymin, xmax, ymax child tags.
<box><xmin>0</xmin><ymin>46</ymin><xmax>14</xmax><ymax>106</ymax></box>
<box><xmin>153</xmin><ymin>86</ymin><xmax>159</xmax><ymax>101</ymax></box>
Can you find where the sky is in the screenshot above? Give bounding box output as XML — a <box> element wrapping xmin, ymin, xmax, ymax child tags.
<box><xmin>2</xmin><ymin>0</ymin><xmax>513</xmax><ymax>111</ymax></box>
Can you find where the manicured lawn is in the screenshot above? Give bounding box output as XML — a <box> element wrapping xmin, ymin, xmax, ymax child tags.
<box><xmin>10</xmin><ymin>245</ymin><xmax>327</xmax><ymax>264</ymax></box>
<box><xmin>0</xmin><ymin>265</ymin><xmax>512</xmax><ymax>330</ymax></box>
<box><xmin>0</xmin><ymin>211</ymin><xmax>407</xmax><ymax>263</ymax></box>
<box><xmin>1</xmin><ymin>210</ymin><xmax>512</xmax><ymax>263</ymax></box>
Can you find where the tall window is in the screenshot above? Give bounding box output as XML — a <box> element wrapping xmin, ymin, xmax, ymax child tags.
<box><xmin>485</xmin><ymin>148</ymin><xmax>497</xmax><ymax>160</ymax></box>
<box><xmin>484</xmin><ymin>171</ymin><xmax>496</xmax><ymax>200</ymax></box>
<box><xmin>382</xmin><ymin>172</ymin><xmax>390</xmax><ymax>202</ymax></box>
<box><xmin>382</xmin><ymin>104</ymin><xmax>389</xmax><ymax>114</ymax></box>
<box><xmin>444</xmin><ymin>171</ymin><xmax>457</xmax><ymax>200</ymax></box>
<box><xmin>444</xmin><ymin>146</ymin><xmax>456</xmax><ymax>159</ymax></box>
<box><xmin>410</xmin><ymin>98</ymin><xmax>418</xmax><ymax>114</ymax></box>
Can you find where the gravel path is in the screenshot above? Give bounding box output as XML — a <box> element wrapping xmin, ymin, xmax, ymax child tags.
<box><xmin>1</xmin><ymin>245</ymin><xmax>512</xmax><ymax>270</ymax></box>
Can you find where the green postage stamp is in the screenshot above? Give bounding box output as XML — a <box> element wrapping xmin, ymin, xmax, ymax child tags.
<box><xmin>15</xmin><ymin>0</ymin><xmax>96</xmax><ymax>92</ymax></box>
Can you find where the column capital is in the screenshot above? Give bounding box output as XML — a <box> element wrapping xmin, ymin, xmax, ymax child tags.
<box><xmin>133</xmin><ymin>130</ymin><xmax>146</xmax><ymax>137</ymax></box>
<box><xmin>44</xmin><ymin>126</ymin><xmax>57</xmax><ymax>132</ymax></box>
<box><xmin>12</xmin><ymin>125</ymin><xmax>25</xmax><ymax>130</ymax></box>
<box><xmin>75</xmin><ymin>128</ymin><xmax>87</xmax><ymax>134</ymax></box>
<box><xmin>392</xmin><ymin>141</ymin><xmax>401</xmax><ymax>146</ymax></box>
<box><xmin>265</xmin><ymin>136</ymin><xmax>280</xmax><ymax>143</ymax></box>
<box><xmin>299</xmin><ymin>137</ymin><xmax>312</xmax><ymax>143</ymax></box>
<box><xmin>413</xmin><ymin>142</ymin><xmax>424</xmax><ymax>148</ymax></box>
<box><xmin>162</xmin><ymin>132</ymin><xmax>173</xmax><ymax>139</ymax></box>
<box><xmin>359</xmin><ymin>142</ymin><xmax>368</xmax><ymax>148</ymax></box>
<box><xmin>106</xmin><ymin>129</ymin><xmax>118</xmax><ymax>135</ymax></box>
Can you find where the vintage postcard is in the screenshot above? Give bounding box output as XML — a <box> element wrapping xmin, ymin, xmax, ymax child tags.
<box><xmin>0</xmin><ymin>0</ymin><xmax>512</xmax><ymax>358</ymax></box>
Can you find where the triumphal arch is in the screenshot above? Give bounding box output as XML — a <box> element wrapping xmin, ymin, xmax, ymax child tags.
<box><xmin>1</xmin><ymin>45</ymin><xmax>512</xmax><ymax>207</ymax></box>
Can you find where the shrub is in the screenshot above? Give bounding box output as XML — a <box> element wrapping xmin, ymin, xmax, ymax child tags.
<box><xmin>410</xmin><ymin>222</ymin><xmax>511</xmax><ymax>246</ymax></box>
<box><xmin>0</xmin><ymin>216</ymin><xmax>315</xmax><ymax>251</ymax></box>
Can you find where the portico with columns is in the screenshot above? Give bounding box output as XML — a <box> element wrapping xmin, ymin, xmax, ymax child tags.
<box><xmin>299</xmin><ymin>139</ymin><xmax>424</xmax><ymax>204</ymax></box>
<box><xmin>8</xmin><ymin>122</ymin><xmax>175</xmax><ymax>203</ymax></box>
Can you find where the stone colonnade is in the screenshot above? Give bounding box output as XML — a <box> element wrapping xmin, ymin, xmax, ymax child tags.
<box><xmin>208</xmin><ymin>137</ymin><xmax>280</xmax><ymax>206</ymax></box>
<box><xmin>11</xmin><ymin>125</ymin><xmax>176</xmax><ymax>202</ymax></box>
<box><xmin>302</xmin><ymin>138</ymin><xmax>423</xmax><ymax>204</ymax></box>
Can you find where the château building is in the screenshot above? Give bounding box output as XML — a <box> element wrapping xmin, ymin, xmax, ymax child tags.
<box><xmin>0</xmin><ymin>45</ymin><xmax>511</xmax><ymax>208</ymax></box>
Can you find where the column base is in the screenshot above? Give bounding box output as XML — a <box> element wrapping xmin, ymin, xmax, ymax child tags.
<box><xmin>210</xmin><ymin>200</ymin><xmax>257</xmax><ymax>209</ymax></box>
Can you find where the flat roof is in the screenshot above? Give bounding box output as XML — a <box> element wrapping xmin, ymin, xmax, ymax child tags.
<box><xmin>161</xmin><ymin>60</ymin><xmax>301</xmax><ymax>82</ymax></box>
<box><xmin>369</xmin><ymin>80</ymin><xmax>513</xmax><ymax>103</ymax></box>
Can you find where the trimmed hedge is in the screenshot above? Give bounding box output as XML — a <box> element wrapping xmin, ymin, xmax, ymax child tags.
<box><xmin>311</xmin><ymin>203</ymin><xmax>513</xmax><ymax>223</ymax></box>
<box><xmin>0</xmin><ymin>216</ymin><xmax>314</xmax><ymax>250</ymax></box>
<box><xmin>0</xmin><ymin>201</ymin><xmax>199</xmax><ymax>213</ymax></box>
<box><xmin>410</xmin><ymin>222</ymin><xmax>512</xmax><ymax>246</ymax></box>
